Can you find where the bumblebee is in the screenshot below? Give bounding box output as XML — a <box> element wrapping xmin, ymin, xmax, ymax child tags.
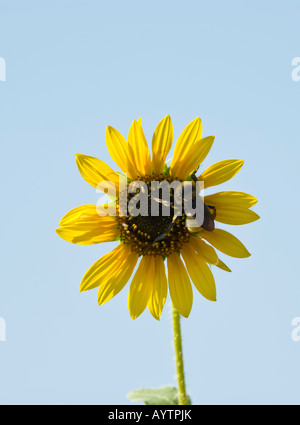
<box><xmin>151</xmin><ymin>170</ymin><xmax>216</xmax><ymax>244</ymax></box>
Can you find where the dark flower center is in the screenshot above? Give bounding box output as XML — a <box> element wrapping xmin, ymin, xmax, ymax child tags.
<box><xmin>116</xmin><ymin>173</ymin><xmax>216</xmax><ymax>257</ymax></box>
<box><xmin>117</xmin><ymin>174</ymin><xmax>190</xmax><ymax>257</ymax></box>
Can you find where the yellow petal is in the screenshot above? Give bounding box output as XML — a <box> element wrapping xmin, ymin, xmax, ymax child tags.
<box><xmin>170</xmin><ymin>117</ymin><xmax>202</xmax><ymax>177</ymax></box>
<box><xmin>106</xmin><ymin>126</ymin><xmax>137</xmax><ymax>179</ymax></box>
<box><xmin>56</xmin><ymin>226</ymin><xmax>119</xmax><ymax>245</ymax></box>
<box><xmin>213</xmin><ymin>206</ymin><xmax>260</xmax><ymax>225</ymax></box>
<box><xmin>128</xmin><ymin>119</ymin><xmax>152</xmax><ymax>176</ymax></box>
<box><xmin>181</xmin><ymin>243</ymin><xmax>216</xmax><ymax>301</ymax></box>
<box><xmin>200</xmin><ymin>228</ymin><xmax>251</xmax><ymax>258</ymax></box>
<box><xmin>188</xmin><ymin>236</ymin><xmax>218</xmax><ymax>264</ymax></box>
<box><xmin>56</xmin><ymin>205</ymin><xmax>119</xmax><ymax>245</ymax></box>
<box><xmin>215</xmin><ymin>258</ymin><xmax>232</xmax><ymax>272</ymax></box>
<box><xmin>204</xmin><ymin>191</ymin><xmax>258</xmax><ymax>208</ymax></box>
<box><xmin>128</xmin><ymin>256</ymin><xmax>154</xmax><ymax>320</ymax></box>
<box><xmin>79</xmin><ymin>245</ymin><xmax>138</xmax><ymax>305</ymax></box>
<box><xmin>80</xmin><ymin>244</ymin><xmax>126</xmax><ymax>292</ymax></box>
<box><xmin>75</xmin><ymin>154</ymin><xmax>119</xmax><ymax>191</ymax></box>
<box><xmin>151</xmin><ymin>115</ymin><xmax>174</xmax><ymax>174</ymax></box>
<box><xmin>172</xmin><ymin>136</ymin><xmax>215</xmax><ymax>180</ymax></box>
<box><xmin>59</xmin><ymin>204</ymin><xmax>100</xmax><ymax>226</ymax></box>
<box><xmin>198</xmin><ymin>159</ymin><xmax>244</xmax><ymax>188</ymax></box>
<box><xmin>147</xmin><ymin>256</ymin><xmax>168</xmax><ymax>320</ymax></box>
<box><xmin>97</xmin><ymin>250</ymin><xmax>138</xmax><ymax>306</ymax></box>
<box><xmin>167</xmin><ymin>253</ymin><xmax>193</xmax><ymax>318</ymax></box>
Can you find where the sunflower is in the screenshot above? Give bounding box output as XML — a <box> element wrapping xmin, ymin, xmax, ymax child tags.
<box><xmin>56</xmin><ymin>116</ymin><xmax>259</xmax><ymax>320</ymax></box>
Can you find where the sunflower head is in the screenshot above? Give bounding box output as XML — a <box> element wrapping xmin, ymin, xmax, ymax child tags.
<box><xmin>56</xmin><ymin>116</ymin><xmax>259</xmax><ymax>320</ymax></box>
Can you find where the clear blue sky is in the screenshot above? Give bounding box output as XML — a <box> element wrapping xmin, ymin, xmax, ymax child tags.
<box><xmin>0</xmin><ymin>0</ymin><xmax>300</xmax><ymax>404</ymax></box>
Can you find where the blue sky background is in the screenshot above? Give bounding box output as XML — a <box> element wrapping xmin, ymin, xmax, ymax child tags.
<box><xmin>0</xmin><ymin>0</ymin><xmax>300</xmax><ymax>405</ymax></box>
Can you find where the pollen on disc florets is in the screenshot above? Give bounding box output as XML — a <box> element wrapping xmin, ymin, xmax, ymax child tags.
<box><xmin>116</xmin><ymin>173</ymin><xmax>190</xmax><ymax>257</ymax></box>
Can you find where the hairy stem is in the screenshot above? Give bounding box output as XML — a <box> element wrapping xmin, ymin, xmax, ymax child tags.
<box><xmin>171</xmin><ymin>303</ymin><xmax>188</xmax><ymax>405</ymax></box>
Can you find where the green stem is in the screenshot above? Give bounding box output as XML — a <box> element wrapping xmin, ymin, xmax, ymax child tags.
<box><xmin>171</xmin><ymin>303</ymin><xmax>188</xmax><ymax>405</ymax></box>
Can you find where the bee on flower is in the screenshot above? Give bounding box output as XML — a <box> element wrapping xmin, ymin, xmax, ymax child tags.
<box><xmin>56</xmin><ymin>116</ymin><xmax>259</xmax><ymax>319</ymax></box>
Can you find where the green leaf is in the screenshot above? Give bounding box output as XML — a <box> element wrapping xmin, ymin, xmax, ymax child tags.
<box><xmin>162</xmin><ymin>164</ymin><xmax>170</xmax><ymax>176</ymax></box>
<box><xmin>127</xmin><ymin>386</ymin><xmax>191</xmax><ymax>405</ymax></box>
